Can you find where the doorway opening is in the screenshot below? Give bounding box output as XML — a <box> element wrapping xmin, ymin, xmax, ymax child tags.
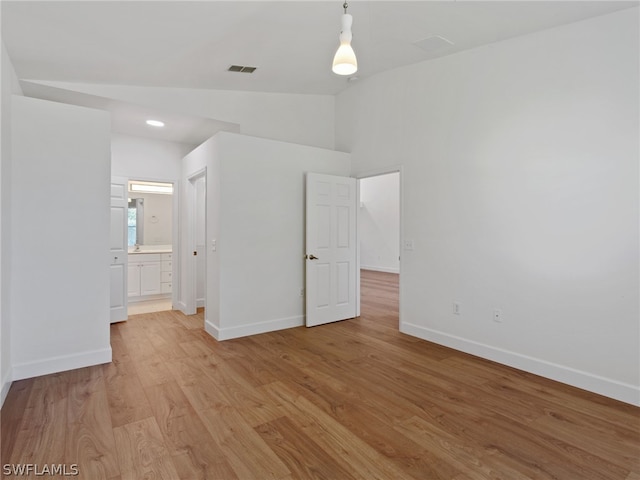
<box><xmin>184</xmin><ymin>169</ymin><xmax>207</xmax><ymax>318</ymax></box>
<box><xmin>358</xmin><ymin>170</ymin><xmax>401</xmax><ymax>328</ymax></box>
<box><xmin>127</xmin><ymin>179</ymin><xmax>175</xmax><ymax>315</ymax></box>
<box><xmin>192</xmin><ymin>173</ymin><xmax>207</xmax><ymax>313</ymax></box>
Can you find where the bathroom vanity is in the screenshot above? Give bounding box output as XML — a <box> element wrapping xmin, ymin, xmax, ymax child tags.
<box><xmin>128</xmin><ymin>250</ymin><xmax>172</xmax><ymax>300</ymax></box>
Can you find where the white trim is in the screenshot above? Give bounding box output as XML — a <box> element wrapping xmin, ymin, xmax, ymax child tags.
<box><xmin>355</xmin><ymin>177</ymin><xmax>361</xmax><ymax>318</ymax></box>
<box><xmin>206</xmin><ymin>315</ymin><xmax>304</xmax><ymax>341</ymax></box>
<box><xmin>11</xmin><ymin>347</ymin><xmax>112</xmax><ymax>381</ymax></box>
<box><xmin>401</xmin><ymin>322</ymin><xmax>640</xmax><ymax>407</ymax></box>
<box><xmin>175</xmin><ymin>300</ymin><xmax>188</xmax><ymax>315</ymax></box>
<box><xmin>171</xmin><ymin>181</ymin><xmax>180</xmax><ymax>311</ymax></box>
<box><xmin>204</xmin><ymin>320</ymin><xmax>220</xmax><ymax>340</ymax></box>
<box><xmin>128</xmin><ymin>293</ymin><xmax>171</xmax><ymax>304</ymax></box>
<box><xmin>361</xmin><ymin>265</ymin><xmax>400</xmax><ymax>274</ymax></box>
<box><xmin>185</xmin><ymin>169</ymin><xmax>207</xmax><ymax>316</ymax></box>
<box><xmin>1</xmin><ymin>367</ymin><xmax>12</xmax><ymax>407</ymax></box>
<box><xmin>196</xmin><ymin>298</ymin><xmax>205</xmax><ymax>308</ymax></box>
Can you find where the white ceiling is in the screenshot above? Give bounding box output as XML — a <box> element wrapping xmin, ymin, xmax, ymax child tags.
<box><xmin>2</xmin><ymin>1</ymin><xmax>637</xmax><ymax>143</ymax></box>
<box><xmin>17</xmin><ymin>80</ymin><xmax>239</xmax><ymax>145</ymax></box>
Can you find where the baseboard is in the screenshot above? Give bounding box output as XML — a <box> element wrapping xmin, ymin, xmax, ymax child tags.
<box><xmin>196</xmin><ymin>298</ymin><xmax>205</xmax><ymax>308</ymax></box>
<box><xmin>204</xmin><ymin>319</ymin><xmax>220</xmax><ymax>340</ymax></box>
<box><xmin>11</xmin><ymin>347</ymin><xmax>113</xmax><ymax>381</ymax></box>
<box><xmin>176</xmin><ymin>301</ymin><xmax>188</xmax><ymax>315</ymax></box>
<box><xmin>128</xmin><ymin>293</ymin><xmax>171</xmax><ymax>304</ymax></box>
<box><xmin>361</xmin><ymin>265</ymin><xmax>400</xmax><ymax>274</ymax></box>
<box><xmin>1</xmin><ymin>367</ymin><xmax>12</xmax><ymax>408</ymax></box>
<box><xmin>206</xmin><ymin>315</ymin><xmax>305</xmax><ymax>341</ymax></box>
<box><xmin>401</xmin><ymin>322</ymin><xmax>640</xmax><ymax>407</ymax></box>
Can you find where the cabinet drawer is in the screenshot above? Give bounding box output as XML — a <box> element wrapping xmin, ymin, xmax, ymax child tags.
<box><xmin>162</xmin><ymin>253</ymin><xmax>172</xmax><ymax>261</ymax></box>
<box><xmin>161</xmin><ymin>271</ymin><xmax>172</xmax><ymax>283</ymax></box>
<box><xmin>161</xmin><ymin>282</ymin><xmax>172</xmax><ymax>294</ymax></box>
<box><xmin>161</xmin><ymin>260</ymin><xmax>172</xmax><ymax>272</ymax></box>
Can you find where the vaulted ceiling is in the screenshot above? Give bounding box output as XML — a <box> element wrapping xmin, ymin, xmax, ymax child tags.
<box><xmin>3</xmin><ymin>1</ymin><xmax>636</xmax><ymax>95</ymax></box>
<box><xmin>2</xmin><ymin>1</ymin><xmax>636</xmax><ymax>143</ymax></box>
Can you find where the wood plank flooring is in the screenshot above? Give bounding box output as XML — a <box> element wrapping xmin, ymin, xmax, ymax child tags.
<box><xmin>2</xmin><ymin>270</ymin><xmax>639</xmax><ymax>479</ymax></box>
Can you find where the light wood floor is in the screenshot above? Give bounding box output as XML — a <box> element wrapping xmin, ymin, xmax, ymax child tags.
<box><xmin>2</xmin><ymin>270</ymin><xmax>639</xmax><ymax>479</ymax></box>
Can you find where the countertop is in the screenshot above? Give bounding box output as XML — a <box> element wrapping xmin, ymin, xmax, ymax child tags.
<box><xmin>128</xmin><ymin>247</ymin><xmax>172</xmax><ymax>254</ymax></box>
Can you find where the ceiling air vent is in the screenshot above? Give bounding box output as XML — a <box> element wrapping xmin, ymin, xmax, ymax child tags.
<box><xmin>227</xmin><ymin>65</ymin><xmax>257</xmax><ymax>73</ymax></box>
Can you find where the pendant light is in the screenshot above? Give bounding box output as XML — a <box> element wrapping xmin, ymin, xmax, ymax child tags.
<box><xmin>332</xmin><ymin>2</ymin><xmax>357</xmax><ymax>75</ymax></box>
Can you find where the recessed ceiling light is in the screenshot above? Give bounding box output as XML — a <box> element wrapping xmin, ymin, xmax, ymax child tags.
<box><xmin>146</xmin><ymin>120</ymin><xmax>165</xmax><ymax>127</ymax></box>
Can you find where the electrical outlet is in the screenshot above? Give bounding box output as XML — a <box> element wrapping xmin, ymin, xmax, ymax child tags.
<box><xmin>493</xmin><ymin>308</ymin><xmax>503</xmax><ymax>323</ymax></box>
<box><xmin>403</xmin><ymin>239</ymin><xmax>414</xmax><ymax>251</ymax></box>
<box><xmin>452</xmin><ymin>301</ymin><xmax>461</xmax><ymax>315</ymax></box>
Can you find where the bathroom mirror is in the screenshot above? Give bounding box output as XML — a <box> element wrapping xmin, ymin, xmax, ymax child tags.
<box><xmin>127</xmin><ymin>183</ymin><xmax>173</xmax><ymax>249</ymax></box>
<box><xmin>128</xmin><ymin>198</ymin><xmax>144</xmax><ymax>246</ymax></box>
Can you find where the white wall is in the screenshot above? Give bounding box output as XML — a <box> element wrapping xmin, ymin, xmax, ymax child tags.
<box><xmin>11</xmin><ymin>96</ymin><xmax>112</xmax><ymax>380</ymax></box>
<box><xmin>43</xmin><ymin>83</ymin><xmax>336</xmax><ymax>150</ymax></box>
<box><xmin>336</xmin><ymin>9</ymin><xmax>639</xmax><ymax>405</ymax></box>
<box><xmin>182</xmin><ymin>132</ymin><xmax>350</xmax><ymax>340</ymax></box>
<box><xmin>0</xmin><ymin>41</ymin><xmax>23</xmax><ymax>405</ymax></box>
<box><xmin>359</xmin><ymin>173</ymin><xmax>400</xmax><ymax>274</ymax></box>
<box><xmin>111</xmin><ymin>133</ymin><xmax>191</xmax><ymax>182</ymax></box>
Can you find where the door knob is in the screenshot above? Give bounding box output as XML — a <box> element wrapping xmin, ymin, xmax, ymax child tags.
<box><xmin>306</xmin><ymin>254</ymin><xmax>318</xmax><ymax>260</ymax></box>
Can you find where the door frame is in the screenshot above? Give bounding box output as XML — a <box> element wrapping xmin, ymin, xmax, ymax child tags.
<box><xmin>355</xmin><ymin>166</ymin><xmax>403</xmax><ymax>330</ymax></box>
<box><xmin>184</xmin><ymin>168</ymin><xmax>207</xmax><ymax>316</ymax></box>
<box><xmin>125</xmin><ymin>176</ymin><xmax>179</xmax><ymax>310</ymax></box>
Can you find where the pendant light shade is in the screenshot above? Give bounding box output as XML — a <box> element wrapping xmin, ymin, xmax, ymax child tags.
<box><xmin>332</xmin><ymin>4</ymin><xmax>357</xmax><ymax>75</ymax></box>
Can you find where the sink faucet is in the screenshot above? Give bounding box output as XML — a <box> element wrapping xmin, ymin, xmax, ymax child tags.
<box><xmin>134</xmin><ymin>243</ymin><xmax>140</xmax><ymax>252</ymax></box>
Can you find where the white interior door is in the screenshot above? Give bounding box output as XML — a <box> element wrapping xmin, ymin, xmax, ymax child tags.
<box><xmin>110</xmin><ymin>177</ymin><xmax>128</xmax><ymax>322</ymax></box>
<box><xmin>306</xmin><ymin>172</ymin><xmax>357</xmax><ymax>327</ymax></box>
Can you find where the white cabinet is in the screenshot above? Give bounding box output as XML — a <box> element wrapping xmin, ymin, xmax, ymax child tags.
<box><xmin>140</xmin><ymin>261</ymin><xmax>161</xmax><ymax>295</ymax></box>
<box><xmin>161</xmin><ymin>253</ymin><xmax>172</xmax><ymax>294</ymax></box>
<box><xmin>128</xmin><ymin>253</ymin><xmax>166</xmax><ymax>299</ymax></box>
<box><xmin>127</xmin><ymin>262</ymin><xmax>141</xmax><ymax>297</ymax></box>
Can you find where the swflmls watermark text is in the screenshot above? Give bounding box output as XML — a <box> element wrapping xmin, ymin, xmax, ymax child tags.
<box><xmin>3</xmin><ymin>464</ymin><xmax>79</xmax><ymax>476</ymax></box>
